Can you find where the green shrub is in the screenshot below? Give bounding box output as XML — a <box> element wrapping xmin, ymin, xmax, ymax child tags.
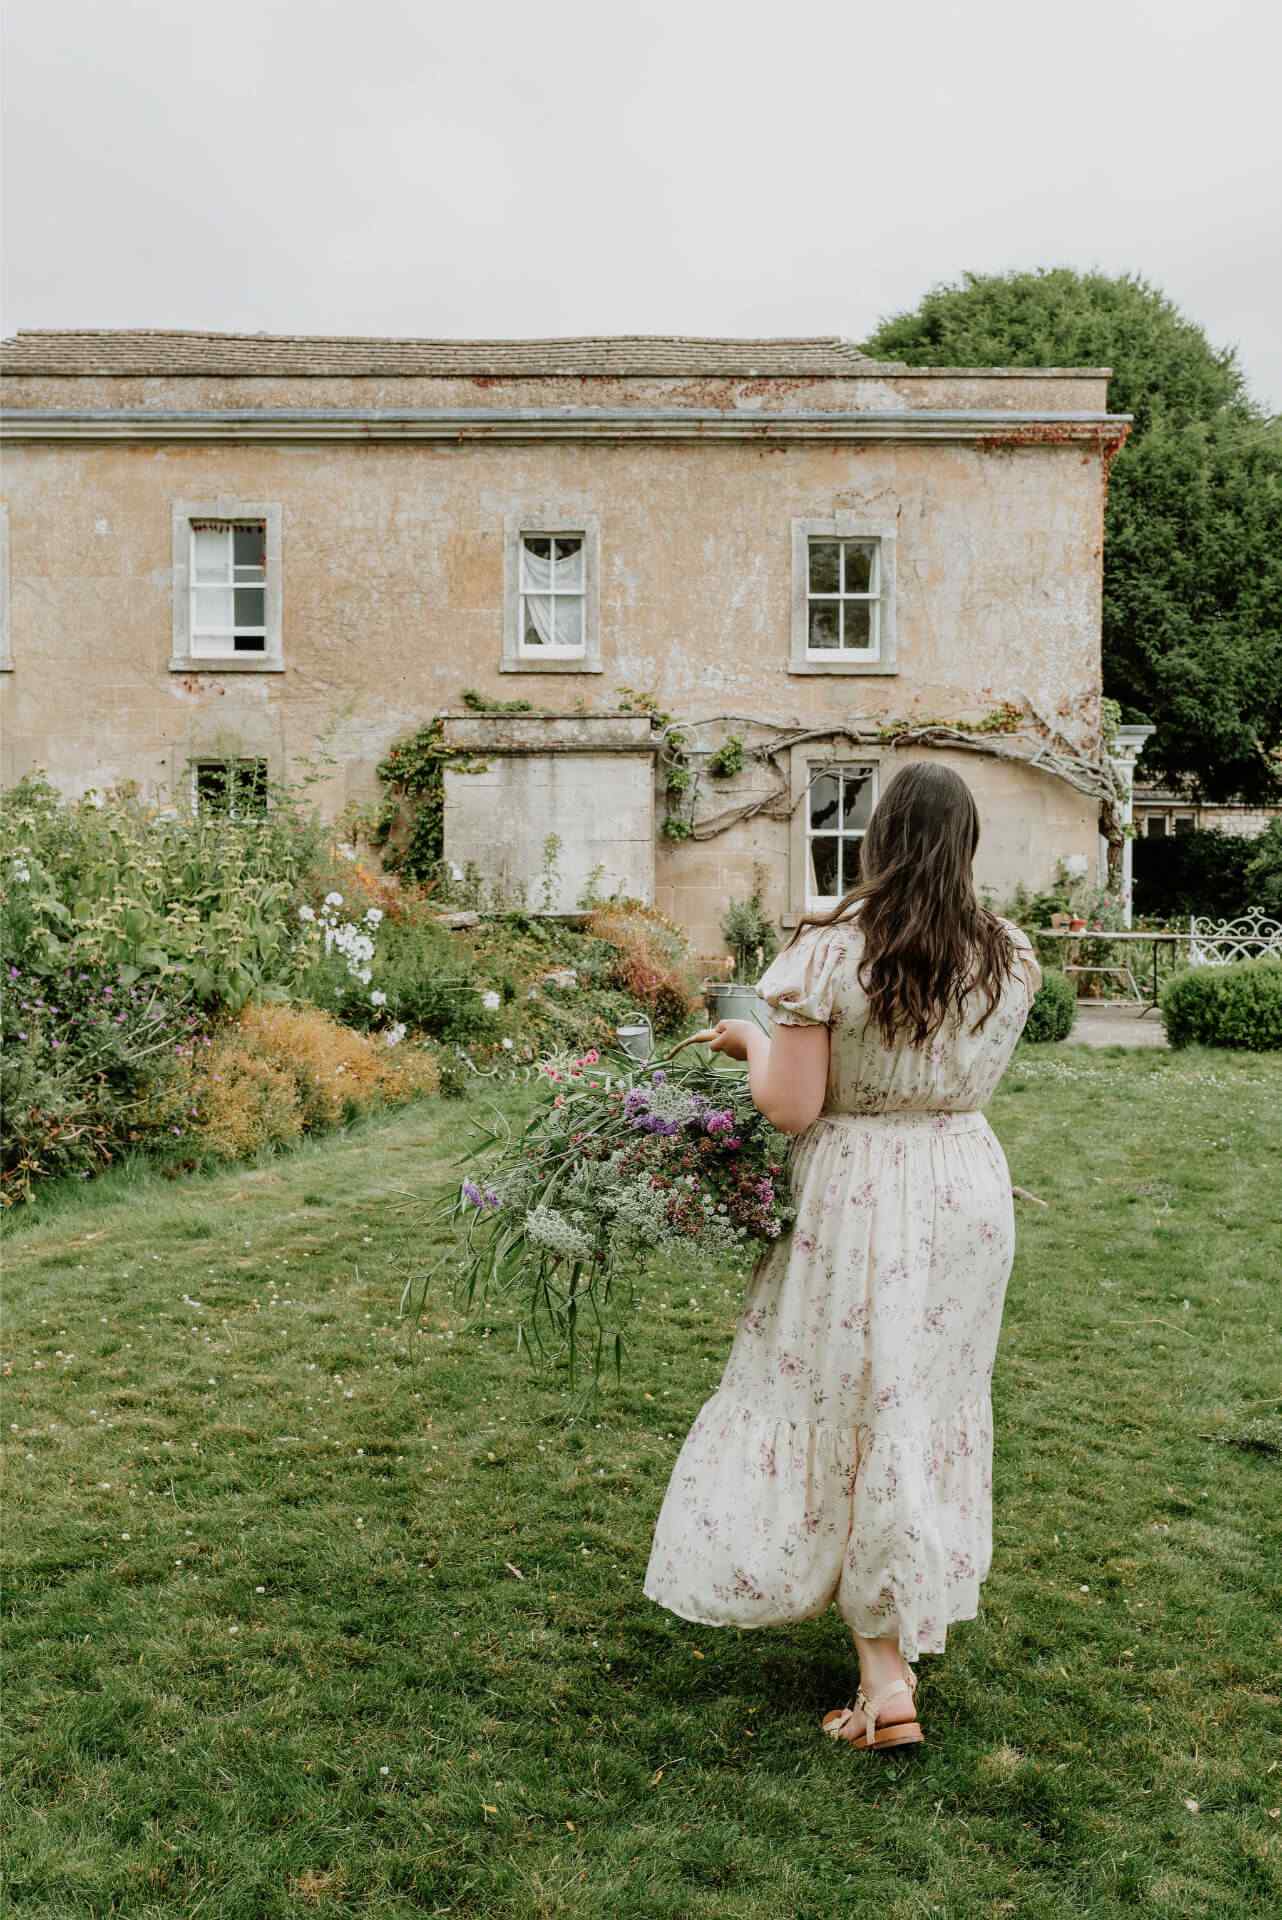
<box><xmin>1159</xmin><ymin>956</ymin><xmax>1282</xmax><ymax>1051</ymax></box>
<box><xmin>1022</xmin><ymin>969</ymin><xmax>1077</xmax><ymax>1042</ymax></box>
<box><xmin>1132</xmin><ymin>827</ymin><xmax>1255</xmax><ymax>920</ymax></box>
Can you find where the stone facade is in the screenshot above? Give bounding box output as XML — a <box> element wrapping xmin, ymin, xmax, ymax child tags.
<box><xmin>0</xmin><ymin>331</ymin><xmax>1125</xmax><ymax>955</ymax></box>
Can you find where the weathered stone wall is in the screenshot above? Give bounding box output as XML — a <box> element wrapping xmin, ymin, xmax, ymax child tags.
<box><xmin>441</xmin><ymin>715</ymin><xmax>655</xmax><ymax>913</ymax></box>
<box><xmin>0</xmin><ymin>399</ymin><xmax>1108</xmax><ymax>953</ymax></box>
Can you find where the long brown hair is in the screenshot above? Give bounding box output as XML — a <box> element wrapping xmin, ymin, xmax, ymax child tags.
<box><xmin>792</xmin><ymin>761</ymin><xmax>1018</xmax><ymax>1048</ymax></box>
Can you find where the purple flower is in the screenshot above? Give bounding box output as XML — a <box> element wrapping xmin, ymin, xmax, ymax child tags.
<box><xmin>651</xmin><ymin>1070</ymin><xmax>666</xmax><ymax>1085</ymax></box>
<box><xmin>461</xmin><ymin>1180</ymin><xmax>483</xmax><ymax>1207</ymax></box>
<box><xmin>7</xmin><ymin>967</ymin><xmax>18</xmax><ymax>979</ymax></box>
<box><xmin>482</xmin><ymin>1187</ymin><xmax>501</xmax><ymax>1211</ymax></box>
<box><xmin>623</xmin><ymin>1088</ymin><xmax>650</xmax><ymax>1118</ymax></box>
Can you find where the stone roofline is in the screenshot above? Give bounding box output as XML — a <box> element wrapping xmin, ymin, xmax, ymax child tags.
<box><xmin>0</xmin><ymin>406</ymin><xmax>1131</xmax><ymax>445</ymax></box>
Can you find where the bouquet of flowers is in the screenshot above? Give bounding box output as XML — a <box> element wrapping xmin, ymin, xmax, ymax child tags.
<box><xmin>407</xmin><ymin>1040</ymin><xmax>794</xmax><ymax>1386</ymax></box>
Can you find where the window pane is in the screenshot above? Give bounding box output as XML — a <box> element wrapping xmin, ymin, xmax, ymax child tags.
<box><xmin>234</xmin><ymin>587</ymin><xmax>265</xmax><ymax>628</ymax></box>
<box><xmin>1149</xmin><ymin>816</ymin><xmax>1168</xmax><ymax>838</ymax></box>
<box><xmin>809</xmin><ymin>541</ymin><xmax>839</xmax><ymax>593</ymax></box>
<box><xmin>842</xmin><ymin>541</ymin><xmax>874</xmax><ymax>594</ymax></box>
<box><xmin>554</xmin><ymin>595</ymin><xmax>584</xmax><ymax>650</ymax></box>
<box><xmin>1174</xmin><ymin>815</ymin><xmax>1194</xmax><ymax>835</ymax></box>
<box><xmin>841</xmin><ymin>769</ymin><xmax>876</xmax><ymax>830</ymax></box>
<box><xmin>553</xmin><ymin>538</ymin><xmax>583</xmax><ymax>589</ymax></box>
<box><xmin>234</xmin><ymin>633</ymin><xmax>266</xmax><ymax>652</ymax></box>
<box><xmin>808</xmin><ymin>836</ymin><xmax>840</xmax><ymax>900</ymax></box>
<box><xmin>521</xmin><ymin>537</ymin><xmax>553</xmax><ymax>590</ymax></box>
<box><xmin>234</xmin><ymin>524</ymin><xmax>266</xmax><ymax>571</ymax></box>
<box><xmin>194</xmin><ymin>586</ymin><xmax>234</xmax><ymax>632</ymax></box>
<box><xmin>195</xmin><ymin>763</ymin><xmax>231</xmax><ymax>812</ymax></box>
<box><xmin>841</xmin><ymin>601</ymin><xmax>872</xmax><ymax>651</ymax></box>
<box><xmin>838</xmin><ymin>833</ymin><xmax>864</xmax><ymax>894</ymax></box>
<box><xmin>522</xmin><ymin>596</ymin><xmax>552</xmax><ymax>647</ymax></box>
<box><xmin>193</xmin><ymin>527</ymin><xmax>228</xmax><ymax>583</ymax></box>
<box><xmin>809</xmin><ymin>772</ymin><xmax>840</xmax><ymax>832</ymax></box>
<box><xmin>808</xmin><ymin>603</ymin><xmax>840</xmax><ymax>651</ymax></box>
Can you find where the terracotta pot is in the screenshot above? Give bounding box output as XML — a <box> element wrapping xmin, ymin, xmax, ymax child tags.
<box><xmin>1069</xmin><ymin>917</ymin><xmax>1087</xmax><ymax>931</ymax></box>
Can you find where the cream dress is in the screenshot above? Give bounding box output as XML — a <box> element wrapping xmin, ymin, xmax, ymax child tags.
<box><xmin>643</xmin><ymin>915</ymin><xmax>1042</xmax><ymax>1661</ymax></box>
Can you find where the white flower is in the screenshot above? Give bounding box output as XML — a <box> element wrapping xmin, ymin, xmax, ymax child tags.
<box><xmin>11</xmin><ymin>864</ymin><xmax>31</xmax><ymax>883</ymax></box>
<box><xmin>364</xmin><ymin>907</ymin><xmax>384</xmax><ymax>927</ymax></box>
<box><xmin>481</xmin><ymin>990</ymin><xmax>501</xmax><ymax>1012</ymax></box>
<box><xmin>501</xmin><ymin>1037</ymin><xmax>514</xmax><ymax>1051</ymax></box>
<box><xmin>357</xmin><ymin>968</ymin><xmax>372</xmax><ymax>985</ymax></box>
<box><xmin>86</xmin><ymin>790</ymin><xmax>105</xmax><ymax>809</ymax></box>
<box><xmin>298</xmin><ymin>904</ymin><xmax>316</xmax><ymax>922</ymax></box>
<box><xmin>384</xmin><ymin>1022</ymin><xmax>407</xmax><ymax>1048</ymax></box>
<box><xmin>370</xmin><ymin>990</ymin><xmax>388</xmax><ymax>1007</ymax></box>
<box><xmin>338</xmin><ymin>844</ymin><xmax>357</xmax><ymax>861</ymax></box>
<box><xmin>324</xmin><ymin>892</ymin><xmax>344</xmax><ymax>908</ymax></box>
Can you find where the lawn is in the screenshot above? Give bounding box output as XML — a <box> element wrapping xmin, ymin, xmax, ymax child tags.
<box><xmin>3</xmin><ymin>1047</ymin><xmax>1280</xmax><ymax>1920</ymax></box>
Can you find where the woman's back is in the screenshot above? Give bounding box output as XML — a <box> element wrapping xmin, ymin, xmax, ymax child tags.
<box><xmin>756</xmin><ymin>914</ymin><xmax>1042</xmax><ymax>1116</ymax></box>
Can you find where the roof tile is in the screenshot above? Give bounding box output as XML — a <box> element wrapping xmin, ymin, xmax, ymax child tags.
<box><xmin>0</xmin><ymin>330</ymin><xmax>881</xmax><ymax>378</ymax></box>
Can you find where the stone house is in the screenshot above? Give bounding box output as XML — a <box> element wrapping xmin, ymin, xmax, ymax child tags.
<box><xmin>0</xmin><ymin>330</ymin><xmax>1129</xmax><ymax>955</ymax></box>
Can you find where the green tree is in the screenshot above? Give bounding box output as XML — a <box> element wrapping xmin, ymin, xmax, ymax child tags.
<box><xmin>862</xmin><ymin>269</ymin><xmax>1282</xmax><ymax>802</ymax></box>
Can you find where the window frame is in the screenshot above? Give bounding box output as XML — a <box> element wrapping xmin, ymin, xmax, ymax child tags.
<box><xmin>784</xmin><ymin>743</ymin><xmax>882</xmax><ymax>927</ymax></box>
<box><xmin>502</xmin><ymin>512</ymin><xmax>602</xmax><ymax>674</ymax></box>
<box><xmin>171</xmin><ymin>500</ymin><xmax>283</xmax><ymax>672</ymax></box>
<box><xmin>789</xmin><ymin>517</ymin><xmax>897</xmax><ymax>676</ymax></box>
<box><xmin>191</xmin><ymin>756</ymin><xmax>270</xmax><ymax>821</ymax></box>
<box><xmin>189</xmin><ymin>520</ymin><xmax>268</xmax><ymax>658</ymax></box>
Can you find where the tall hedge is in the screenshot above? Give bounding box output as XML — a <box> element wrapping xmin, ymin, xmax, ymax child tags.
<box><xmin>1159</xmin><ymin>956</ymin><xmax>1282</xmax><ymax>1051</ymax></box>
<box><xmin>1132</xmin><ymin>828</ymin><xmax>1256</xmax><ymax>921</ymax></box>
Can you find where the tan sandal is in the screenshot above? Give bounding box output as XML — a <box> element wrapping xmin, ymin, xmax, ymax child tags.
<box><xmin>822</xmin><ymin>1663</ymin><xmax>923</xmax><ymax>1752</ymax></box>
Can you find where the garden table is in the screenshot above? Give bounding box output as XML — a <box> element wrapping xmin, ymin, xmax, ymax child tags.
<box><xmin>1034</xmin><ymin>928</ymin><xmax>1193</xmax><ymax>1013</ymax></box>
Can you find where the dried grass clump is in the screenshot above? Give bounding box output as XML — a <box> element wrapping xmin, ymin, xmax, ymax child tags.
<box><xmin>194</xmin><ymin>1003</ymin><xmax>438</xmax><ymax>1161</ymax></box>
<box><xmin>588</xmin><ymin>903</ymin><xmax>700</xmax><ymax>1028</ymax></box>
<box><xmin>196</xmin><ymin>1045</ymin><xmax>304</xmax><ymax>1160</ymax></box>
<box><xmin>239</xmin><ymin>1003</ymin><xmax>390</xmax><ymax>1128</ymax></box>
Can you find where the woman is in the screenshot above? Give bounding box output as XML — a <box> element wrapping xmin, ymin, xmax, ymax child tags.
<box><xmin>642</xmin><ymin>762</ymin><xmax>1042</xmax><ymax>1753</ymax></box>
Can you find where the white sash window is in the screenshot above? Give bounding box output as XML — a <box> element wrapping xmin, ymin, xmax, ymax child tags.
<box><xmin>805</xmin><ymin>763</ymin><xmax>877</xmax><ymax>909</ymax></box>
<box><xmin>519</xmin><ymin>535</ymin><xmax>585</xmax><ymax>657</ymax></box>
<box><xmin>190</xmin><ymin>520</ymin><xmax>267</xmax><ymax>656</ymax></box>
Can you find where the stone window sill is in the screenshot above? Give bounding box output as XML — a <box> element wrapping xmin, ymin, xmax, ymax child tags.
<box><xmin>169</xmin><ymin>657</ymin><xmax>285</xmax><ymax>674</ymax></box>
<box><xmin>499</xmin><ymin>657</ymin><xmax>604</xmax><ymax>674</ymax></box>
<box><xmin>788</xmin><ymin>660</ymin><xmax>898</xmax><ymax>677</ymax></box>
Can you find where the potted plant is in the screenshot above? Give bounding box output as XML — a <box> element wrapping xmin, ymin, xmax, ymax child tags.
<box><xmin>704</xmin><ymin>879</ymin><xmax>779</xmax><ymax>1032</ymax></box>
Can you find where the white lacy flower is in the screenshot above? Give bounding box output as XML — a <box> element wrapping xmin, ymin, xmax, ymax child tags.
<box><xmin>370</xmin><ymin>990</ymin><xmax>387</xmax><ymax>1007</ymax></box>
<box><xmin>524</xmin><ymin>1204</ymin><xmax>594</xmax><ymax>1261</ymax></box>
<box><xmin>11</xmin><ymin>863</ymin><xmax>31</xmax><ymax>883</ymax></box>
<box><xmin>383</xmin><ymin>1022</ymin><xmax>407</xmax><ymax>1048</ymax></box>
<box><xmin>481</xmin><ymin>990</ymin><xmax>501</xmax><ymax>1012</ymax></box>
<box><xmin>501</xmin><ymin>1037</ymin><xmax>514</xmax><ymax>1051</ymax></box>
<box><xmin>86</xmin><ymin>790</ymin><xmax>105</xmax><ymax>810</ymax></box>
<box><xmin>298</xmin><ymin>904</ymin><xmax>316</xmax><ymax>922</ymax></box>
<box><xmin>364</xmin><ymin>908</ymin><xmax>384</xmax><ymax>927</ymax></box>
<box><xmin>357</xmin><ymin>968</ymin><xmax>372</xmax><ymax>985</ymax></box>
<box><xmin>324</xmin><ymin>891</ymin><xmax>344</xmax><ymax>908</ymax></box>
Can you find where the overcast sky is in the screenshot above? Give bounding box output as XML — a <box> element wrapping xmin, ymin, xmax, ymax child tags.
<box><xmin>4</xmin><ymin>0</ymin><xmax>1280</xmax><ymax>409</ymax></box>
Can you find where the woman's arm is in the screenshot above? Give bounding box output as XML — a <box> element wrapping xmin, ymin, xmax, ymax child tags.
<box><xmin>696</xmin><ymin>1019</ymin><xmax>830</xmax><ymax>1134</ymax></box>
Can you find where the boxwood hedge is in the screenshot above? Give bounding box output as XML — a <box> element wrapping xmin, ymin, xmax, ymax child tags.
<box><xmin>1159</xmin><ymin>955</ymin><xmax>1282</xmax><ymax>1051</ymax></box>
<box><xmin>1022</xmin><ymin>968</ymin><xmax>1077</xmax><ymax>1043</ymax></box>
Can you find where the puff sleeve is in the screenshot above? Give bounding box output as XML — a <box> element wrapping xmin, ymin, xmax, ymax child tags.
<box><xmin>1000</xmin><ymin>918</ymin><xmax>1043</xmax><ymax>998</ymax></box>
<box><xmin>755</xmin><ymin>927</ymin><xmax>846</xmax><ymax>1027</ymax></box>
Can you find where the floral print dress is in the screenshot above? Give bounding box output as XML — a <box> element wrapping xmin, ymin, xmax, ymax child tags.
<box><xmin>643</xmin><ymin>915</ymin><xmax>1042</xmax><ymax>1661</ymax></box>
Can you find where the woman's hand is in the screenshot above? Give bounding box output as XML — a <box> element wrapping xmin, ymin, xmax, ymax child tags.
<box><xmin>690</xmin><ymin>1019</ymin><xmax>756</xmax><ymax>1062</ymax></box>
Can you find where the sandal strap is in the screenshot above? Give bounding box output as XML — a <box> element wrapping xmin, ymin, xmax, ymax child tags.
<box><xmin>854</xmin><ymin>1675</ymin><xmax>915</xmax><ymax>1745</ymax></box>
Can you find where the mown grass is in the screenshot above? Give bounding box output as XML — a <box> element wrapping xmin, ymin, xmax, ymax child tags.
<box><xmin>3</xmin><ymin>1048</ymin><xmax>1280</xmax><ymax>1919</ymax></box>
